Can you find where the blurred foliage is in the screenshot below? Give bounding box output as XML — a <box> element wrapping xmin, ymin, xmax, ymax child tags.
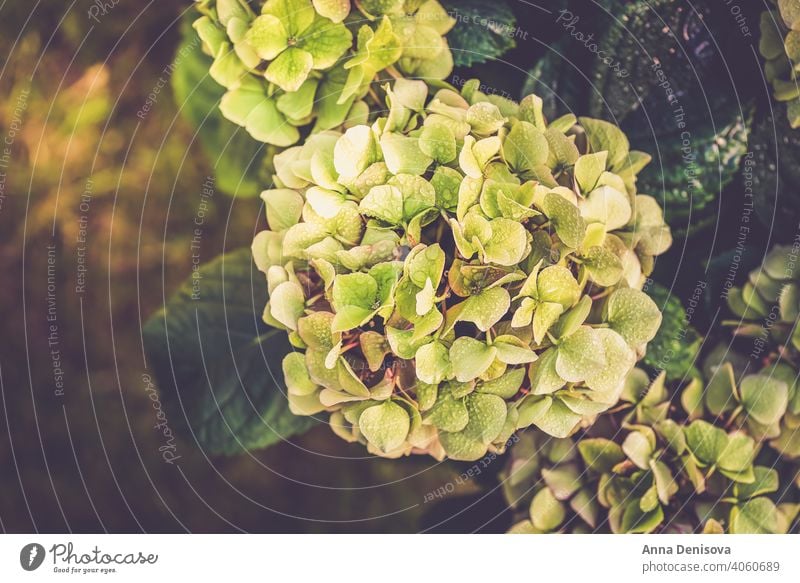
<box><xmin>642</xmin><ymin>283</ymin><xmax>702</xmax><ymax>382</ymax></box>
<box><xmin>749</xmin><ymin>107</ymin><xmax>800</xmax><ymax>233</ymax></box>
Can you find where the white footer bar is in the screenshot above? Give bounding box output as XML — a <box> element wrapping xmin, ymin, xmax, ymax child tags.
<box><xmin>0</xmin><ymin>534</ymin><xmax>797</xmax><ymax>582</ymax></box>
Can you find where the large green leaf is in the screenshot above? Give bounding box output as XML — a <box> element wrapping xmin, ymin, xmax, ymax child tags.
<box><xmin>525</xmin><ymin>0</ymin><xmax>753</xmax><ymax>234</ymax></box>
<box><xmin>143</xmin><ymin>250</ymin><xmax>316</xmax><ymax>455</ymax></box>
<box><xmin>172</xmin><ymin>20</ymin><xmax>267</xmax><ymax>198</ymax></box>
<box><xmin>442</xmin><ymin>0</ymin><xmax>517</xmax><ymax>67</ymax></box>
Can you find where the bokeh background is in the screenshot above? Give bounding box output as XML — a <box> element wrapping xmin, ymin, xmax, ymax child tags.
<box><xmin>0</xmin><ymin>0</ymin><xmax>783</xmax><ymax>532</ymax></box>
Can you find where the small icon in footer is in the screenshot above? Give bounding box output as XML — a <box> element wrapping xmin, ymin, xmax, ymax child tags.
<box><xmin>20</xmin><ymin>543</ymin><xmax>46</xmax><ymax>571</ymax></box>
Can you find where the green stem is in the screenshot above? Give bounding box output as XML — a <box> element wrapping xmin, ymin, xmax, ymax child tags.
<box><xmin>725</xmin><ymin>405</ymin><xmax>744</xmax><ymax>429</ymax></box>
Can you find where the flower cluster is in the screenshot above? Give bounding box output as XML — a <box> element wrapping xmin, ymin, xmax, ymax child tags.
<box><xmin>501</xmin><ymin>244</ymin><xmax>800</xmax><ymax>533</ymax></box>
<box><xmin>192</xmin><ymin>0</ymin><xmax>455</xmax><ymax>145</ymax></box>
<box><xmin>502</xmin><ymin>370</ymin><xmax>799</xmax><ymax>534</ymax></box>
<box><xmin>717</xmin><ymin>244</ymin><xmax>800</xmax><ymax>457</ymax></box>
<box><xmin>252</xmin><ymin>78</ymin><xmax>672</xmax><ymax>461</ymax></box>
<box><xmin>760</xmin><ymin>0</ymin><xmax>800</xmax><ymax>128</ymax></box>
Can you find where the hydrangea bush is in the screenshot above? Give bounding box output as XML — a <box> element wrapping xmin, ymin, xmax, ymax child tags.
<box><xmin>502</xmin><ymin>374</ymin><xmax>799</xmax><ymax>534</ymax></box>
<box><xmin>192</xmin><ymin>0</ymin><xmax>455</xmax><ymax>145</ymax></box>
<box><xmin>760</xmin><ymin>0</ymin><xmax>800</xmax><ymax>128</ymax></box>
<box><xmin>501</xmin><ymin>244</ymin><xmax>800</xmax><ymax>533</ymax></box>
<box><xmin>252</xmin><ymin>78</ymin><xmax>672</xmax><ymax>461</ymax></box>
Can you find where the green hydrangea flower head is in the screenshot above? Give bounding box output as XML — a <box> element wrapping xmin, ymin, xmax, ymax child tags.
<box><xmin>192</xmin><ymin>0</ymin><xmax>455</xmax><ymax>146</ymax></box>
<box><xmin>760</xmin><ymin>0</ymin><xmax>800</xmax><ymax>127</ymax></box>
<box><xmin>253</xmin><ymin>78</ymin><xmax>672</xmax><ymax>460</ymax></box>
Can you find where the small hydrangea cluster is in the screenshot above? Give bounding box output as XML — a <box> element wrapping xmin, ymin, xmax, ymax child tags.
<box><xmin>252</xmin><ymin>78</ymin><xmax>672</xmax><ymax>460</ymax></box>
<box><xmin>714</xmin><ymin>244</ymin><xmax>800</xmax><ymax>457</ymax></box>
<box><xmin>760</xmin><ymin>0</ymin><xmax>800</xmax><ymax>128</ymax></box>
<box><xmin>502</xmin><ymin>371</ymin><xmax>799</xmax><ymax>534</ymax></box>
<box><xmin>192</xmin><ymin>0</ymin><xmax>455</xmax><ymax>145</ymax></box>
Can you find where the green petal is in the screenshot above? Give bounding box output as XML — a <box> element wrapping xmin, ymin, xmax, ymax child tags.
<box><xmin>529</xmin><ymin>348</ymin><xmax>565</xmax><ymax>395</ymax></box>
<box><xmin>334</xmin><ymin>125</ymin><xmax>377</xmax><ymax>180</ymax></box>
<box><xmin>380</xmin><ymin>133</ymin><xmax>433</xmax><ymax>176</ymax></box>
<box><xmin>300</xmin><ymin>17</ymin><xmax>352</xmax><ymax>69</ymax></box>
<box><xmin>503</xmin><ymin>120</ymin><xmax>549</xmax><ymax>172</ymax></box>
<box><xmin>622</xmin><ymin>430</ymin><xmax>654</xmax><ymax>470</ymax></box>
<box><xmin>555</xmin><ymin>326</ymin><xmax>607</xmax><ymax>383</ymax></box>
<box><xmin>606</xmin><ymin>288</ymin><xmax>662</xmax><ymax>347</ymax></box>
<box><xmin>580</xmin><ymin>185</ymin><xmax>632</xmax><ymax>231</ymax></box>
<box><xmin>332</xmin><ymin>272</ymin><xmax>378</xmax><ymax>311</ymax></box>
<box><xmin>521</xmin><ymin>396</ymin><xmax>582</xmax><ymax>438</ymax></box>
<box><xmin>261</xmin><ymin>188</ymin><xmax>304</xmax><ymax>231</ymax></box>
<box><xmin>582</xmin><ymin>246</ymin><xmax>623</xmax><ymax>287</ymax></box>
<box><xmin>424</xmin><ymin>388</ymin><xmax>469</xmax><ymax>432</ymax></box>
<box><xmin>585</xmin><ymin>328</ymin><xmax>635</xmax><ymax>397</ymax></box>
<box><xmin>718</xmin><ymin>432</ymin><xmax>756</xmax><ymax>474</ymax></box>
<box><xmin>415</xmin><ymin>341</ymin><xmax>451</xmax><ymax>385</ymax></box>
<box><xmin>483</xmin><ymin>218</ymin><xmax>529</xmax><ymax>266</ymax></box>
<box><xmin>265</xmin><ymin>47</ymin><xmax>314</xmax><ymax>92</ymax></box>
<box><xmin>458</xmin><ymin>287</ymin><xmax>511</xmax><ymax>332</ymax></box>
<box><xmin>577</xmin><ymin>438</ymin><xmax>626</xmax><ymax>473</ymax></box>
<box><xmin>684</xmin><ymin>419</ymin><xmax>728</xmax><ymax>466</ymax></box>
<box><xmin>530</xmin><ymin>487</ymin><xmax>565</xmax><ymax>531</ymax></box>
<box><xmin>262</xmin><ymin>0</ymin><xmax>316</xmax><ymax>37</ymax></box>
<box><xmin>276</xmin><ymin>77</ymin><xmax>319</xmax><ymax>121</ymax></box>
<box><xmin>542</xmin><ymin>192</ymin><xmax>585</xmax><ymax>249</ymax></box>
<box><xmin>406</xmin><ymin>243</ymin><xmax>446</xmax><ymax>289</ymax></box>
<box><xmin>536</xmin><ymin>265</ymin><xmax>580</xmax><ymax>307</ymax></box>
<box><xmin>730</xmin><ymin>498</ymin><xmax>779</xmax><ymax>534</ymax></box>
<box><xmin>449</xmin><ymin>337</ymin><xmax>497</xmax><ymax>382</ymax></box>
<box><xmin>739</xmin><ymin>374</ymin><xmax>789</xmax><ymax>426</ymax></box>
<box><xmin>579</xmin><ymin>116</ymin><xmax>631</xmax><ymax>169</ymax></box>
<box><xmin>360</xmin><ymin>184</ymin><xmax>404</xmax><ymax>224</ymax></box>
<box><xmin>466</xmin><ymin>101</ymin><xmax>506</xmax><ymax>135</ymax></box>
<box><xmin>331</xmin><ymin>305</ymin><xmax>375</xmax><ymax>332</ymax></box>
<box><xmin>494</xmin><ymin>337</ymin><xmax>538</xmax><ymax>365</ymax></box>
<box><xmin>461</xmin><ymin>393</ymin><xmax>507</xmax><ymax>444</ymax></box>
<box><xmin>313</xmin><ymin>0</ymin><xmax>350</xmax><ymax>21</ymax></box>
<box><xmin>438</xmin><ymin>430</ymin><xmax>488</xmax><ymax>461</ymax></box>
<box><xmin>532</xmin><ymin>302</ymin><xmax>564</xmax><ymax>345</ymax></box>
<box><xmin>359</xmin><ymin>401</ymin><xmax>411</xmax><ymax>453</ymax></box>
<box><xmin>419</xmin><ymin>123</ymin><xmax>457</xmax><ymax>163</ymax></box>
<box><xmin>245</xmin><ymin>14</ymin><xmax>289</xmax><ymax>60</ymax></box>
<box><xmin>283</xmin><ymin>352</ymin><xmax>319</xmax><ymax>396</ymax></box>
<box><xmin>574</xmin><ymin>151</ymin><xmax>608</xmax><ymax>193</ymax></box>
<box><xmin>220</xmin><ymin>85</ymin><xmax>300</xmax><ymax>146</ymax></box>
<box><xmin>389</xmin><ymin>174</ymin><xmax>436</xmax><ymax>218</ymax></box>
<box><xmin>270</xmin><ymin>281</ymin><xmax>306</xmax><ymax>330</ymax></box>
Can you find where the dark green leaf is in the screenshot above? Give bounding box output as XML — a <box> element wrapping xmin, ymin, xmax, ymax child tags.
<box><xmin>442</xmin><ymin>0</ymin><xmax>516</xmax><ymax>67</ymax></box>
<box><xmin>143</xmin><ymin>249</ymin><xmax>316</xmax><ymax>455</ymax></box>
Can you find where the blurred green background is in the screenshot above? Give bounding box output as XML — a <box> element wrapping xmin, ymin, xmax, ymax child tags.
<box><xmin>0</xmin><ymin>0</ymin><xmax>510</xmax><ymax>533</ymax></box>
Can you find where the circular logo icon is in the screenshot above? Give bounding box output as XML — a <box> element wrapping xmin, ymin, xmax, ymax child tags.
<box><xmin>20</xmin><ymin>543</ymin><xmax>46</xmax><ymax>571</ymax></box>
